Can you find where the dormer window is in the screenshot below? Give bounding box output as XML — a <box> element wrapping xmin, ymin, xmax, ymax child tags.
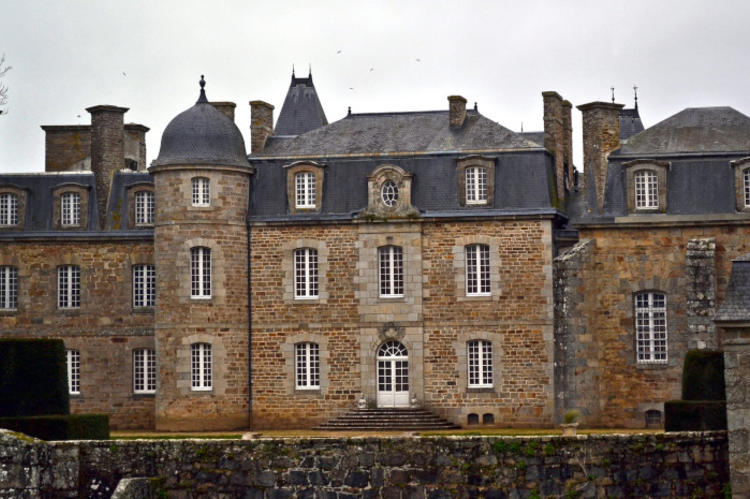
<box><xmin>745</xmin><ymin>169</ymin><xmax>750</xmax><ymax>207</ymax></box>
<box><xmin>285</xmin><ymin>161</ymin><xmax>325</xmax><ymax>214</ymax></box>
<box><xmin>381</xmin><ymin>180</ymin><xmax>399</xmax><ymax>207</ymax></box>
<box><xmin>465</xmin><ymin>167</ymin><xmax>488</xmax><ymax>205</ymax></box>
<box><xmin>295</xmin><ymin>172</ymin><xmax>316</xmax><ymax>208</ymax></box>
<box><xmin>191</xmin><ymin>177</ymin><xmax>210</xmax><ymax>206</ymax></box>
<box><xmin>135</xmin><ymin>191</ymin><xmax>155</xmax><ymax>225</ymax></box>
<box><xmin>624</xmin><ymin>160</ymin><xmax>669</xmax><ymax>214</ymax></box>
<box><xmin>730</xmin><ymin>158</ymin><xmax>750</xmax><ymax>212</ymax></box>
<box><xmin>61</xmin><ymin>192</ymin><xmax>81</xmax><ymax>226</ymax></box>
<box><xmin>634</xmin><ymin>170</ymin><xmax>658</xmax><ymax>209</ymax></box>
<box><xmin>0</xmin><ymin>193</ymin><xmax>18</xmax><ymax>226</ymax></box>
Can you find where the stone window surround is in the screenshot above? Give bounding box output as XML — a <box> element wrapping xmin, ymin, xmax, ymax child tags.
<box><xmin>453</xmin><ymin>330</ymin><xmax>503</xmax><ymax>394</ymax></box>
<box><xmin>282</xmin><ymin>333</ymin><xmax>330</xmax><ymax>396</ymax></box>
<box><xmin>179</xmin><ymin>238</ymin><xmax>226</xmax><ymax>304</ymax></box>
<box><xmin>176</xmin><ymin>334</ymin><xmax>227</xmax><ymax>395</ymax></box>
<box><xmin>282</xmin><ymin>239</ymin><xmax>329</xmax><ymax>304</ymax></box>
<box><xmin>284</xmin><ymin>161</ymin><xmax>325</xmax><ymax>214</ymax></box>
<box><xmin>0</xmin><ymin>265</ymin><xmax>18</xmax><ymax>311</ymax></box>
<box><xmin>57</xmin><ymin>264</ymin><xmax>81</xmax><ymax>310</ymax></box>
<box><xmin>52</xmin><ymin>183</ymin><xmax>90</xmax><ymax>230</ymax></box>
<box><xmin>357</xmin><ymin>230</ymin><xmax>422</xmax><ymax>307</ymax></box>
<box><xmin>127</xmin><ymin>182</ymin><xmax>155</xmax><ymax>228</ymax></box>
<box><xmin>128</xmin><ymin>250</ymin><xmax>155</xmax><ymax>313</ymax></box>
<box><xmin>191</xmin><ymin>177</ymin><xmax>210</xmax><ymax>207</ymax></box>
<box><xmin>132</xmin><ymin>348</ymin><xmax>156</xmax><ymax>395</ymax></box>
<box><xmin>633</xmin><ymin>289</ymin><xmax>668</xmax><ymax>366</ymax></box>
<box><xmin>730</xmin><ymin>157</ymin><xmax>750</xmax><ymax>212</ymax></box>
<box><xmin>0</xmin><ymin>254</ymin><xmax>24</xmax><ymax>314</ymax></box>
<box><xmin>66</xmin><ymin>348</ymin><xmax>81</xmax><ymax>396</ymax></box>
<box><xmin>623</xmin><ymin>159</ymin><xmax>670</xmax><ymax>214</ymax></box>
<box><xmin>131</xmin><ymin>263</ymin><xmax>156</xmax><ymax>310</ymax></box>
<box><xmin>363</xmin><ymin>164</ymin><xmax>418</xmax><ymax>218</ymax></box>
<box><xmin>453</xmin><ymin>235</ymin><xmax>502</xmax><ymax>302</ymax></box>
<box><xmin>456</xmin><ymin>156</ymin><xmax>496</xmax><ymax>207</ymax></box>
<box><xmin>0</xmin><ymin>184</ymin><xmax>27</xmax><ymax>229</ymax></box>
<box><xmin>627</xmin><ymin>281</ymin><xmax>674</xmax><ymax>370</ymax></box>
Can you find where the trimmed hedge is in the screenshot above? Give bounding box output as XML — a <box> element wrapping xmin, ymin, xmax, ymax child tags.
<box><xmin>0</xmin><ymin>414</ymin><xmax>110</xmax><ymax>440</ymax></box>
<box><xmin>682</xmin><ymin>349</ymin><xmax>725</xmax><ymax>401</ymax></box>
<box><xmin>664</xmin><ymin>400</ymin><xmax>727</xmax><ymax>431</ymax></box>
<box><xmin>0</xmin><ymin>339</ymin><xmax>69</xmax><ymax>417</ymax></box>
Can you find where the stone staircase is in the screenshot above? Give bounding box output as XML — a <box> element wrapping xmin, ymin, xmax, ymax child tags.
<box><xmin>314</xmin><ymin>408</ymin><xmax>460</xmax><ymax>431</ymax></box>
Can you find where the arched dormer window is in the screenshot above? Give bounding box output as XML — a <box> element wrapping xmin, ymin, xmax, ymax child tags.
<box><xmin>284</xmin><ymin>161</ymin><xmax>325</xmax><ymax>214</ymax></box>
<box><xmin>634</xmin><ymin>170</ymin><xmax>658</xmax><ymax>209</ymax></box>
<box><xmin>730</xmin><ymin>157</ymin><xmax>750</xmax><ymax>212</ymax></box>
<box><xmin>624</xmin><ymin>160</ymin><xmax>669</xmax><ymax>214</ymax></box>
<box><xmin>457</xmin><ymin>156</ymin><xmax>495</xmax><ymax>207</ymax></box>
<box><xmin>363</xmin><ymin>164</ymin><xmax>418</xmax><ymax>218</ymax></box>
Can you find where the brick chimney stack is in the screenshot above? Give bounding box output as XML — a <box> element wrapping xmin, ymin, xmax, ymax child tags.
<box><xmin>577</xmin><ymin>101</ymin><xmax>624</xmax><ymax>212</ymax></box>
<box><xmin>249</xmin><ymin>100</ymin><xmax>274</xmax><ymax>154</ymax></box>
<box><xmin>86</xmin><ymin>105</ymin><xmax>128</xmax><ymax>228</ymax></box>
<box><xmin>211</xmin><ymin>101</ymin><xmax>236</xmax><ymax>122</ymax></box>
<box><xmin>448</xmin><ymin>95</ymin><xmax>467</xmax><ymax>128</ymax></box>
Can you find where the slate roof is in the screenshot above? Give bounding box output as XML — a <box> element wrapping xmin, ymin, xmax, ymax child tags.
<box><xmin>619</xmin><ymin>107</ymin><xmax>644</xmax><ymax>141</ymax></box>
<box><xmin>715</xmin><ymin>253</ymin><xmax>750</xmax><ymax>322</ymax></box>
<box><xmin>151</xmin><ymin>85</ymin><xmax>250</xmax><ymax>168</ymax></box>
<box><xmin>259</xmin><ymin>110</ymin><xmax>541</xmax><ymax>157</ymax></box>
<box><xmin>519</xmin><ymin>131</ymin><xmax>545</xmax><ymax>147</ymax></box>
<box><xmin>274</xmin><ymin>73</ymin><xmax>328</xmax><ymax>136</ymax></box>
<box><xmin>615</xmin><ymin>107</ymin><xmax>750</xmax><ymax>156</ymax></box>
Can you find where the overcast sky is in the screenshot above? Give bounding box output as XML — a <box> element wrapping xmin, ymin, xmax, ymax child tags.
<box><xmin>1</xmin><ymin>0</ymin><xmax>749</xmax><ymax>173</ymax></box>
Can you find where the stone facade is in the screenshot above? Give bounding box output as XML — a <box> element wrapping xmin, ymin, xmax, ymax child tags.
<box><xmin>0</xmin><ymin>430</ymin><xmax>729</xmax><ymax>498</ymax></box>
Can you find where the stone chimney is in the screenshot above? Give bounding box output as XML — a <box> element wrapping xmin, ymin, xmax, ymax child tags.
<box><xmin>576</xmin><ymin>101</ymin><xmax>624</xmax><ymax>212</ymax></box>
<box><xmin>448</xmin><ymin>95</ymin><xmax>467</xmax><ymax>128</ymax></box>
<box><xmin>542</xmin><ymin>91</ymin><xmax>566</xmax><ymax>202</ymax></box>
<box><xmin>86</xmin><ymin>105</ymin><xmax>128</xmax><ymax>228</ymax></box>
<box><xmin>562</xmin><ymin>100</ymin><xmax>574</xmax><ymax>189</ymax></box>
<box><xmin>211</xmin><ymin>101</ymin><xmax>236</xmax><ymax>122</ymax></box>
<box><xmin>250</xmin><ymin>100</ymin><xmax>274</xmax><ymax>154</ymax></box>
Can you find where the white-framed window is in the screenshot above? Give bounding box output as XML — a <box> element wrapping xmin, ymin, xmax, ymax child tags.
<box><xmin>294</xmin><ymin>248</ymin><xmax>318</xmax><ymax>299</ymax></box>
<box><xmin>190</xmin><ymin>247</ymin><xmax>211</xmax><ymax>299</ymax></box>
<box><xmin>744</xmin><ymin>168</ymin><xmax>750</xmax><ymax>208</ymax></box>
<box><xmin>191</xmin><ymin>342</ymin><xmax>212</xmax><ymax>391</ymax></box>
<box><xmin>61</xmin><ymin>192</ymin><xmax>81</xmax><ymax>226</ymax></box>
<box><xmin>465</xmin><ymin>167</ymin><xmax>488</xmax><ymax>205</ymax></box>
<box><xmin>133</xmin><ymin>264</ymin><xmax>155</xmax><ymax>307</ymax></box>
<box><xmin>0</xmin><ymin>193</ymin><xmax>18</xmax><ymax>226</ymax></box>
<box><xmin>295</xmin><ymin>172</ymin><xmax>316</xmax><ymax>208</ymax></box>
<box><xmin>378</xmin><ymin>245</ymin><xmax>404</xmax><ymax>297</ymax></box>
<box><xmin>0</xmin><ymin>266</ymin><xmax>18</xmax><ymax>310</ymax></box>
<box><xmin>468</xmin><ymin>340</ymin><xmax>493</xmax><ymax>388</ymax></box>
<box><xmin>466</xmin><ymin>244</ymin><xmax>491</xmax><ymax>296</ymax></box>
<box><xmin>58</xmin><ymin>265</ymin><xmax>80</xmax><ymax>309</ymax></box>
<box><xmin>135</xmin><ymin>191</ymin><xmax>155</xmax><ymax>225</ymax></box>
<box><xmin>295</xmin><ymin>342</ymin><xmax>320</xmax><ymax>390</ymax></box>
<box><xmin>381</xmin><ymin>180</ymin><xmax>399</xmax><ymax>207</ymax></box>
<box><xmin>191</xmin><ymin>177</ymin><xmax>210</xmax><ymax>206</ymax></box>
<box><xmin>635</xmin><ymin>292</ymin><xmax>668</xmax><ymax>364</ymax></box>
<box><xmin>133</xmin><ymin>348</ymin><xmax>156</xmax><ymax>394</ymax></box>
<box><xmin>634</xmin><ymin>170</ymin><xmax>658</xmax><ymax>209</ymax></box>
<box><xmin>66</xmin><ymin>349</ymin><xmax>80</xmax><ymax>395</ymax></box>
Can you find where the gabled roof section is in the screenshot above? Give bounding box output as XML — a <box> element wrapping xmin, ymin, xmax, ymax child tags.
<box><xmin>259</xmin><ymin>110</ymin><xmax>541</xmax><ymax>158</ymax></box>
<box><xmin>715</xmin><ymin>253</ymin><xmax>750</xmax><ymax>323</ymax></box>
<box><xmin>617</xmin><ymin>106</ymin><xmax>750</xmax><ymax>156</ymax></box>
<box><xmin>274</xmin><ymin>71</ymin><xmax>328</xmax><ymax>136</ymax></box>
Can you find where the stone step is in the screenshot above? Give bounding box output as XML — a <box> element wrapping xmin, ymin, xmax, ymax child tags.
<box><xmin>314</xmin><ymin>408</ymin><xmax>460</xmax><ymax>431</ymax></box>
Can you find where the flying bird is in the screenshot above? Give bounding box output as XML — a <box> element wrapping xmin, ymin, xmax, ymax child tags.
<box><xmin>369</xmin><ymin>67</ymin><xmax>374</xmax><ymax>72</ymax></box>
<box><xmin>415</xmin><ymin>58</ymin><xmax>421</xmax><ymax>62</ymax></box>
<box><xmin>337</xmin><ymin>50</ymin><xmax>342</xmax><ymax>54</ymax></box>
<box><xmin>122</xmin><ymin>72</ymin><xmax>127</xmax><ymax>77</ymax></box>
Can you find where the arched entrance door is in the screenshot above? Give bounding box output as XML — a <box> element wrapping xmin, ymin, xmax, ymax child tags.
<box><xmin>377</xmin><ymin>341</ymin><xmax>409</xmax><ymax>407</ymax></box>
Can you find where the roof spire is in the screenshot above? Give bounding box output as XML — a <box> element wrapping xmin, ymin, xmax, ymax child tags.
<box><xmin>633</xmin><ymin>85</ymin><xmax>639</xmax><ymax>110</ymax></box>
<box><xmin>197</xmin><ymin>75</ymin><xmax>208</xmax><ymax>104</ymax></box>
<box><xmin>292</xmin><ymin>64</ymin><xmax>295</xmax><ymax>78</ymax></box>
<box><xmin>610</xmin><ymin>86</ymin><xmax>615</xmax><ymax>103</ymax></box>
<box><xmin>308</xmin><ymin>63</ymin><xmax>312</xmax><ymax>78</ymax></box>
<box><xmin>347</xmin><ymin>106</ymin><xmax>351</xmax><ymax>116</ymax></box>
<box><xmin>474</xmin><ymin>102</ymin><xmax>478</xmax><ymax>111</ymax></box>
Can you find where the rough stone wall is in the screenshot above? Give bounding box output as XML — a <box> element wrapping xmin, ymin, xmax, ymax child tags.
<box><xmin>543</xmin><ymin>92</ymin><xmax>565</xmax><ymax>203</ymax></box>
<box><xmin>577</xmin><ymin>102</ymin><xmax>623</xmax><ymax>213</ymax></box>
<box><xmin>724</xmin><ymin>337</ymin><xmax>750</xmax><ymax>497</ymax></box>
<box><xmin>153</xmin><ymin>167</ymin><xmax>250</xmax><ymax>431</ymax></box>
<box><xmin>0</xmin><ymin>240</ymin><xmax>155</xmax><ymax>429</ymax></box>
<box><xmin>569</xmin><ymin>225</ymin><xmax>750</xmax><ymax>427</ymax></box>
<box><xmin>0</xmin><ymin>430</ymin><xmax>729</xmax><ymax>498</ymax></box>
<box><xmin>88</xmin><ymin>106</ymin><xmax>127</xmax><ymax>228</ymax></box>
<box><xmin>42</xmin><ymin>126</ymin><xmax>92</xmax><ymax>172</ymax></box>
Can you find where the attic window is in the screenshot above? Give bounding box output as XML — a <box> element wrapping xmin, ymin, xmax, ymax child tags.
<box><xmin>381</xmin><ymin>181</ymin><xmax>399</xmax><ymax>207</ymax></box>
<box><xmin>456</xmin><ymin>156</ymin><xmax>495</xmax><ymax>208</ymax></box>
<box><xmin>125</xmin><ymin>159</ymin><xmax>138</xmax><ymax>171</ymax></box>
<box><xmin>731</xmin><ymin>158</ymin><xmax>750</xmax><ymax>212</ymax></box>
<box><xmin>623</xmin><ymin>160</ymin><xmax>669</xmax><ymax>214</ymax></box>
<box><xmin>284</xmin><ymin>161</ymin><xmax>325</xmax><ymax>214</ymax></box>
<box><xmin>362</xmin><ymin>164</ymin><xmax>418</xmax><ymax>218</ymax></box>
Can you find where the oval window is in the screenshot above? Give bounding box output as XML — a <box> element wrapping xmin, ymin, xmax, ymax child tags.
<box><xmin>381</xmin><ymin>180</ymin><xmax>399</xmax><ymax>207</ymax></box>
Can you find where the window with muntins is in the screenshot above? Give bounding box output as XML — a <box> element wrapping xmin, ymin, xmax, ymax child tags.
<box><xmin>133</xmin><ymin>348</ymin><xmax>156</xmax><ymax>394</ymax></box>
<box><xmin>379</xmin><ymin>245</ymin><xmax>404</xmax><ymax>297</ymax></box>
<box><xmin>133</xmin><ymin>264</ymin><xmax>155</xmax><ymax>307</ymax></box>
<box><xmin>135</xmin><ymin>191</ymin><xmax>154</xmax><ymax>225</ymax></box>
<box><xmin>465</xmin><ymin>167</ymin><xmax>488</xmax><ymax>205</ymax></box>
<box><xmin>634</xmin><ymin>170</ymin><xmax>658</xmax><ymax>209</ymax></box>
<box><xmin>191</xmin><ymin>343</ymin><xmax>212</xmax><ymax>391</ymax></box>
<box><xmin>466</xmin><ymin>244</ymin><xmax>490</xmax><ymax>296</ymax></box>
<box><xmin>468</xmin><ymin>340</ymin><xmax>493</xmax><ymax>388</ymax></box>
<box><xmin>66</xmin><ymin>349</ymin><xmax>80</xmax><ymax>395</ymax></box>
<box><xmin>190</xmin><ymin>247</ymin><xmax>211</xmax><ymax>298</ymax></box>
<box><xmin>0</xmin><ymin>193</ymin><xmax>18</xmax><ymax>226</ymax></box>
<box><xmin>294</xmin><ymin>248</ymin><xmax>318</xmax><ymax>299</ymax></box>
<box><xmin>381</xmin><ymin>181</ymin><xmax>399</xmax><ymax>207</ymax></box>
<box><xmin>295</xmin><ymin>342</ymin><xmax>320</xmax><ymax>389</ymax></box>
<box><xmin>744</xmin><ymin>168</ymin><xmax>750</xmax><ymax>208</ymax></box>
<box><xmin>191</xmin><ymin>177</ymin><xmax>210</xmax><ymax>206</ymax></box>
<box><xmin>61</xmin><ymin>192</ymin><xmax>81</xmax><ymax>226</ymax></box>
<box><xmin>295</xmin><ymin>172</ymin><xmax>316</xmax><ymax>208</ymax></box>
<box><xmin>58</xmin><ymin>265</ymin><xmax>80</xmax><ymax>309</ymax></box>
<box><xmin>0</xmin><ymin>266</ymin><xmax>18</xmax><ymax>310</ymax></box>
<box><xmin>635</xmin><ymin>292</ymin><xmax>668</xmax><ymax>364</ymax></box>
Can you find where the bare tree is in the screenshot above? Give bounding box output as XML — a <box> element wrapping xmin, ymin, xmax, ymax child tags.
<box><xmin>0</xmin><ymin>54</ymin><xmax>12</xmax><ymax>116</ymax></box>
